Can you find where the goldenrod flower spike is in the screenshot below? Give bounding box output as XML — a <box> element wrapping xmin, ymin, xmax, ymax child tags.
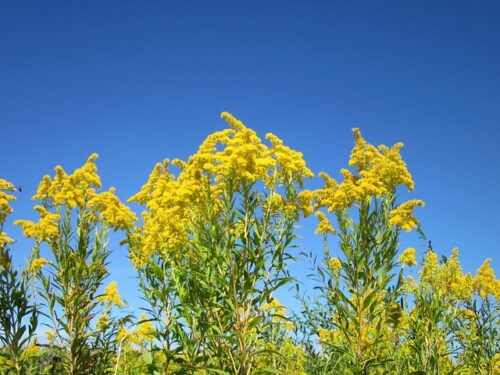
<box><xmin>127</xmin><ymin>113</ymin><xmax>313</xmax><ymax>268</ymax></box>
<box><xmin>329</xmin><ymin>257</ymin><xmax>342</xmax><ymax>271</ymax></box>
<box><xmin>98</xmin><ymin>281</ymin><xmax>126</xmax><ymax>308</ymax></box>
<box><xmin>398</xmin><ymin>247</ymin><xmax>418</xmax><ymax>266</ymax></box>
<box><xmin>474</xmin><ymin>259</ymin><xmax>500</xmax><ymax>299</ymax></box>
<box><xmin>315</xmin><ymin>211</ymin><xmax>336</xmax><ymax>235</ymax></box>
<box><xmin>26</xmin><ymin>257</ymin><xmax>50</xmax><ymax>273</ymax></box>
<box><xmin>388</xmin><ymin>199</ymin><xmax>425</xmax><ymax>232</ymax></box>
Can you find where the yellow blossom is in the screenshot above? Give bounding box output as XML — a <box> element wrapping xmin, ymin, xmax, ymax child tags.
<box><xmin>116</xmin><ymin>326</ymin><xmax>129</xmax><ymax>342</ymax></box>
<box><xmin>0</xmin><ymin>178</ymin><xmax>16</xmax><ymax>224</ymax></box>
<box><xmin>329</xmin><ymin>257</ymin><xmax>342</xmax><ymax>272</ymax></box>
<box><xmin>14</xmin><ymin>206</ymin><xmax>60</xmax><ymax>242</ymax></box>
<box><xmin>133</xmin><ymin>314</ymin><xmax>155</xmax><ymax>343</ymax></box>
<box><xmin>260</xmin><ymin>298</ymin><xmax>286</xmax><ymax>316</ymax></box>
<box><xmin>96</xmin><ymin>313</ymin><xmax>110</xmax><ymax>331</ymax></box>
<box><xmin>26</xmin><ymin>257</ymin><xmax>50</xmax><ymax>273</ymax></box>
<box><xmin>388</xmin><ymin>199</ymin><xmax>425</xmax><ymax>231</ymax></box>
<box><xmin>264</xmin><ymin>192</ymin><xmax>285</xmax><ymax>216</ymax></box>
<box><xmin>0</xmin><ymin>231</ymin><xmax>14</xmax><ymax>246</ymax></box>
<box><xmin>117</xmin><ymin>314</ymin><xmax>155</xmax><ymax>346</ymax></box>
<box><xmin>398</xmin><ymin>247</ymin><xmax>418</xmax><ymax>266</ymax></box>
<box><xmin>39</xmin><ymin>154</ymin><xmax>101</xmax><ymax>208</ymax></box>
<box><xmin>460</xmin><ymin>308</ymin><xmax>476</xmax><ymax>320</ymax></box>
<box><xmin>315</xmin><ymin>128</ymin><xmax>417</xmax><ymax>213</ymax></box>
<box><xmin>0</xmin><ymin>250</ymin><xmax>11</xmax><ymax>272</ymax></box>
<box><xmin>127</xmin><ymin>113</ymin><xmax>313</xmax><ymax>268</ymax></box>
<box><xmin>315</xmin><ymin>211</ymin><xmax>335</xmax><ymax>235</ymax></box>
<box><xmin>297</xmin><ymin>190</ymin><xmax>314</xmax><ymax>217</ymax></box>
<box><xmin>98</xmin><ymin>281</ymin><xmax>125</xmax><ymax>307</ymax></box>
<box><xmin>474</xmin><ymin>259</ymin><xmax>499</xmax><ymax>299</ymax></box>
<box><xmin>420</xmin><ymin>248</ymin><xmax>474</xmax><ymax>301</ymax></box>
<box><xmin>88</xmin><ymin>187</ymin><xmax>137</xmax><ymax>230</ymax></box>
<box><xmin>24</xmin><ymin>340</ymin><xmax>40</xmax><ymax>358</ymax></box>
<box><xmin>16</xmin><ymin>154</ymin><xmax>133</xmax><ymax>244</ymax></box>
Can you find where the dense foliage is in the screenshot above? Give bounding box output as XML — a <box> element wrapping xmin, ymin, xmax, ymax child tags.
<box><xmin>1</xmin><ymin>113</ymin><xmax>498</xmax><ymax>374</ymax></box>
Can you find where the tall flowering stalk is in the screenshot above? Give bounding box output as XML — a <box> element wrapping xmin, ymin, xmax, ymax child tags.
<box><xmin>302</xmin><ymin>129</ymin><xmax>424</xmax><ymax>374</ymax></box>
<box><xmin>127</xmin><ymin>112</ymin><xmax>313</xmax><ymax>373</ymax></box>
<box><xmin>15</xmin><ymin>154</ymin><xmax>136</xmax><ymax>374</ymax></box>
<box><xmin>401</xmin><ymin>248</ymin><xmax>500</xmax><ymax>374</ymax></box>
<box><xmin>0</xmin><ymin>179</ymin><xmax>38</xmax><ymax>374</ymax></box>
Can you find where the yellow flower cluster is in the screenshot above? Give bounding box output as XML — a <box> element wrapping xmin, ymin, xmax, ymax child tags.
<box><xmin>329</xmin><ymin>257</ymin><xmax>342</xmax><ymax>271</ymax></box>
<box><xmin>473</xmin><ymin>259</ymin><xmax>500</xmax><ymax>299</ymax></box>
<box><xmin>0</xmin><ymin>179</ymin><xmax>16</xmax><ymax>246</ymax></box>
<box><xmin>388</xmin><ymin>199</ymin><xmax>425</xmax><ymax>231</ymax></box>
<box><xmin>96</xmin><ymin>313</ymin><xmax>110</xmax><ymax>331</ymax></box>
<box><xmin>315</xmin><ymin>129</ymin><xmax>418</xmax><ymax>213</ymax></box>
<box><xmin>318</xmin><ymin>327</ymin><xmax>343</xmax><ymax>347</ymax></box>
<box><xmin>398</xmin><ymin>247</ymin><xmax>418</xmax><ymax>266</ymax></box>
<box><xmin>420</xmin><ymin>249</ymin><xmax>474</xmax><ymax>301</ymax></box>
<box><xmin>260</xmin><ymin>297</ymin><xmax>287</xmax><ymax>317</ymax></box>
<box><xmin>0</xmin><ymin>179</ymin><xmax>16</xmax><ymax>223</ymax></box>
<box><xmin>314</xmin><ymin>128</ymin><xmax>424</xmax><ymax>231</ymax></box>
<box><xmin>98</xmin><ymin>281</ymin><xmax>126</xmax><ymax>307</ymax></box>
<box><xmin>26</xmin><ymin>257</ymin><xmax>50</xmax><ymax>273</ymax></box>
<box><xmin>24</xmin><ymin>340</ymin><xmax>41</xmax><ymax>358</ymax></box>
<box><xmin>350</xmin><ymin>129</ymin><xmax>414</xmax><ymax>192</ymax></box>
<box><xmin>128</xmin><ymin>113</ymin><xmax>313</xmax><ymax>268</ymax></box>
<box><xmin>0</xmin><ymin>231</ymin><xmax>14</xmax><ymax>246</ymax></box>
<box><xmin>32</xmin><ymin>153</ymin><xmax>101</xmax><ymax>208</ymax></box>
<box><xmin>297</xmin><ymin>190</ymin><xmax>314</xmax><ymax>217</ymax></box>
<box><xmin>315</xmin><ymin>211</ymin><xmax>335</xmax><ymax>235</ymax></box>
<box><xmin>265</xmin><ymin>131</ymin><xmax>313</xmax><ymax>187</ymax></box>
<box><xmin>117</xmin><ymin>314</ymin><xmax>155</xmax><ymax>345</ymax></box>
<box><xmin>255</xmin><ymin>338</ymin><xmax>307</xmax><ymax>374</ymax></box>
<box><xmin>88</xmin><ymin>187</ymin><xmax>137</xmax><ymax>230</ymax></box>
<box><xmin>15</xmin><ymin>206</ymin><xmax>60</xmax><ymax>242</ymax></box>
<box><xmin>15</xmin><ymin>154</ymin><xmax>136</xmax><ymax>242</ymax></box>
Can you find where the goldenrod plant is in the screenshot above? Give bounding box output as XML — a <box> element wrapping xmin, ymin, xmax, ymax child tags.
<box><xmin>297</xmin><ymin>129</ymin><xmax>423</xmax><ymax>374</ymax></box>
<box><xmin>15</xmin><ymin>155</ymin><xmax>136</xmax><ymax>374</ymax></box>
<box><xmin>0</xmin><ymin>114</ymin><xmax>498</xmax><ymax>374</ymax></box>
<box><xmin>127</xmin><ymin>112</ymin><xmax>313</xmax><ymax>373</ymax></box>
<box><xmin>0</xmin><ymin>179</ymin><xmax>38</xmax><ymax>374</ymax></box>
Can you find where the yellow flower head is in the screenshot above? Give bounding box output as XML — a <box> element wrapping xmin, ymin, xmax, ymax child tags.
<box><xmin>315</xmin><ymin>129</ymin><xmax>417</xmax><ymax>213</ymax></box>
<box><xmin>329</xmin><ymin>257</ymin><xmax>342</xmax><ymax>272</ymax></box>
<box><xmin>27</xmin><ymin>257</ymin><xmax>50</xmax><ymax>273</ymax></box>
<box><xmin>420</xmin><ymin>248</ymin><xmax>473</xmax><ymax>301</ymax></box>
<box><xmin>98</xmin><ymin>281</ymin><xmax>125</xmax><ymax>307</ymax></box>
<box><xmin>0</xmin><ymin>231</ymin><xmax>14</xmax><ymax>246</ymax></box>
<box><xmin>474</xmin><ymin>259</ymin><xmax>499</xmax><ymax>299</ymax></box>
<box><xmin>96</xmin><ymin>313</ymin><xmax>110</xmax><ymax>331</ymax></box>
<box><xmin>0</xmin><ymin>178</ymin><xmax>16</xmax><ymax>225</ymax></box>
<box><xmin>315</xmin><ymin>211</ymin><xmax>336</xmax><ymax>235</ymax></box>
<box><xmin>127</xmin><ymin>113</ymin><xmax>313</xmax><ymax>268</ymax></box>
<box><xmin>260</xmin><ymin>298</ymin><xmax>286</xmax><ymax>316</ymax></box>
<box><xmin>297</xmin><ymin>190</ymin><xmax>314</xmax><ymax>217</ymax></box>
<box><xmin>133</xmin><ymin>313</ymin><xmax>155</xmax><ymax>344</ymax></box>
<box><xmin>398</xmin><ymin>247</ymin><xmax>418</xmax><ymax>266</ymax></box>
<box><xmin>388</xmin><ymin>199</ymin><xmax>425</xmax><ymax>232</ymax></box>
<box><xmin>14</xmin><ymin>205</ymin><xmax>60</xmax><ymax>243</ymax></box>
<box><xmin>17</xmin><ymin>154</ymin><xmax>134</xmax><ymax>246</ymax></box>
<box><xmin>88</xmin><ymin>187</ymin><xmax>137</xmax><ymax>230</ymax></box>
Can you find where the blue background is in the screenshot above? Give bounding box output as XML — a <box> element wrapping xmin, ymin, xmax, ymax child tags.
<box><xmin>1</xmin><ymin>1</ymin><xmax>499</xmax><ymax>316</ymax></box>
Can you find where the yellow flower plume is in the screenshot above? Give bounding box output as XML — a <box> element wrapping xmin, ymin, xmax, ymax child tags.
<box><xmin>98</xmin><ymin>281</ymin><xmax>126</xmax><ymax>307</ymax></box>
<box><xmin>398</xmin><ymin>247</ymin><xmax>418</xmax><ymax>266</ymax></box>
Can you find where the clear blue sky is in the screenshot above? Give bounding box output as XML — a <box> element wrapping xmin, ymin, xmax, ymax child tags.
<box><xmin>1</xmin><ymin>1</ymin><xmax>499</xmax><ymax>312</ymax></box>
